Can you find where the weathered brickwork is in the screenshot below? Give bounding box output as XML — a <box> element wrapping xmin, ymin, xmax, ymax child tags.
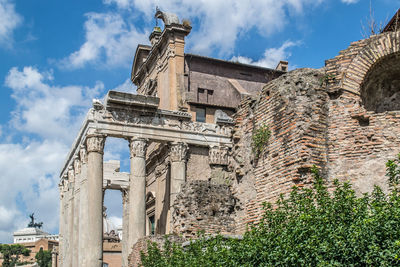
<box><xmin>231</xmin><ymin>68</ymin><xmax>328</xmax><ymax>231</ymax></box>
<box><xmin>325</xmin><ymin>31</ymin><xmax>400</xmax><ymax>192</ymax></box>
<box><xmin>172</xmin><ymin>180</ymin><xmax>240</xmax><ymax>238</ymax></box>
<box><xmin>231</xmin><ymin>31</ymin><xmax>400</xmax><ymax>231</ymax></box>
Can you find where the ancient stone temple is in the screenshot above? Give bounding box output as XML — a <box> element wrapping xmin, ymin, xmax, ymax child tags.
<box><xmin>58</xmin><ymin>9</ymin><xmax>400</xmax><ymax>267</ymax></box>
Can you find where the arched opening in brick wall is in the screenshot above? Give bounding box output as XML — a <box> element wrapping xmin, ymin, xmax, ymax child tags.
<box><xmin>361</xmin><ymin>52</ymin><xmax>400</xmax><ymax>112</ymax></box>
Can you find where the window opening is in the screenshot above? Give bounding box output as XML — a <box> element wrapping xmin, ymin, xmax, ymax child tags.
<box><xmin>196</xmin><ymin>107</ymin><xmax>206</xmax><ymax>122</ymax></box>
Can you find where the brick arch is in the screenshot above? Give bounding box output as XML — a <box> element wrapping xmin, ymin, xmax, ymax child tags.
<box><xmin>341</xmin><ymin>31</ymin><xmax>400</xmax><ymax>94</ymax></box>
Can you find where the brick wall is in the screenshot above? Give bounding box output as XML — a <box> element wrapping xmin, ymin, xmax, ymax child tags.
<box><xmin>231</xmin><ymin>31</ymin><xmax>400</xmax><ymax>232</ymax></box>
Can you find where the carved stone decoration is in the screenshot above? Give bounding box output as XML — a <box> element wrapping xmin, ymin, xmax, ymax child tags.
<box><xmin>73</xmin><ymin>156</ymin><xmax>81</xmax><ymax>175</ymax></box>
<box><xmin>121</xmin><ymin>189</ymin><xmax>129</xmax><ymax>204</ymax></box>
<box><xmin>170</xmin><ymin>142</ymin><xmax>188</xmax><ymax>162</ymax></box>
<box><xmin>86</xmin><ymin>135</ymin><xmax>105</xmax><ymax>154</ymax></box>
<box><xmin>79</xmin><ymin>145</ymin><xmax>87</xmax><ymax>164</ymax></box>
<box><xmin>129</xmin><ymin>138</ymin><xmax>148</xmax><ymax>158</ymax></box>
<box><xmin>67</xmin><ymin>166</ymin><xmax>75</xmax><ymax>182</ymax></box>
<box><xmin>209</xmin><ymin>146</ymin><xmax>229</xmax><ymax>166</ymax></box>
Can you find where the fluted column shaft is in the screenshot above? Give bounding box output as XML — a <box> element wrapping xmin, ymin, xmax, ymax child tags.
<box><xmin>128</xmin><ymin>138</ymin><xmax>148</xmax><ymax>248</ymax></box>
<box><xmin>86</xmin><ymin>135</ymin><xmax>105</xmax><ymax>267</ymax></box>
<box><xmin>67</xmin><ymin>167</ymin><xmax>75</xmax><ymax>267</ymax></box>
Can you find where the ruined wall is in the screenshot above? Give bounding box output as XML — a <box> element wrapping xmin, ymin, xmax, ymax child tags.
<box><xmin>325</xmin><ymin>31</ymin><xmax>400</xmax><ymax>193</ymax></box>
<box><xmin>128</xmin><ymin>235</ymin><xmax>185</xmax><ymax>267</ymax></box>
<box><xmin>172</xmin><ymin>180</ymin><xmax>240</xmax><ymax>238</ymax></box>
<box><xmin>231</xmin><ymin>68</ymin><xmax>328</xmax><ymax>232</ymax></box>
<box><xmin>230</xmin><ymin>31</ymin><xmax>400</xmax><ymax>233</ymax></box>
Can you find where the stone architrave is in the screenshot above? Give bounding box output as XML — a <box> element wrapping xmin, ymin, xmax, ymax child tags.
<box><xmin>209</xmin><ymin>146</ymin><xmax>229</xmax><ymax>166</ymax></box>
<box><xmin>121</xmin><ymin>189</ymin><xmax>129</xmax><ymax>267</ymax></box>
<box><xmin>86</xmin><ymin>135</ymin><xmax>105</xmax><ymax>267</ymax></box>
<box><xmin>169</xmin><ymin>142</ymin><xmax>188</xmax><ymax>232</ymax></box>
<box><xmin>128</xmin><ymin>138</ymin><xmax>148</xmax><ymax>248</ymax></box>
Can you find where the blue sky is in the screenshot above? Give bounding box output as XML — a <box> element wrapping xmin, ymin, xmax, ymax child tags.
<box><xmin>0</xmin><ymin>0</ymin><xmax>399</xmax><ymax>243</ymax></box>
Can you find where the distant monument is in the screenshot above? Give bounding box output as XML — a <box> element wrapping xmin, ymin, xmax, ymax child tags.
<box><xmin>27</xmin><ymin>213</ymin><xmax>43</xmax><ymax>229</ymax></box>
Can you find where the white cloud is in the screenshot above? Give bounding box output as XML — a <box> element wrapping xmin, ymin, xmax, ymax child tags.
<box><xmin>231</xmin><ymin>40</ymin><xmax>299</xmax><ymax>69</ymax></box>
<box><xmin>104</xmin><ymin>0</ymin><xmax>324</xmax><ymax>56</ymax></box>
<box><xmin>61</xmin><ymin>12</ymin><xmax>148</xmax><ymax>69</ymax></box>
<box><xmin>5</xmin><ymin>66</ymin><xmax>103</xmax><ymax>142</ymax></box>
<box><xmin>341</xmin><ymin>0</ymin><xmax>359</xmax><ymax>3</ymax></box>
<box><xmin>0</xmin><ymin>0</ymin><xmax>22</xmax><ymax>46</ymax></box>
<box><xmin>0</xmin><ymin>66</ymin><xmax>105</xmax><ymax>243</ymax></box>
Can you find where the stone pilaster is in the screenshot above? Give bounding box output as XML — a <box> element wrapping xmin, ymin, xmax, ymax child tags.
<box><xmin>209</xmin><ymin>146</ymin><xmax>229</xmax><ymax>166</ymax></box>
<box><xmin>169</xmin><ymin>142</ymin><xmax>188</xmax><ymax>233</ymax></box>
<box><xmin>128</xmin><ymin>138</ymin><xmax>148</xmax><ymax>248</ymax></box>
<box><xmin>86</xmin><ymin>135</ymin><xmax>105</xmax><ymax>267</ymax></box>
<box><xmin>121</xmin><ymin>189</ymin><xmax>129</xmax><ymax>267</ymax></box>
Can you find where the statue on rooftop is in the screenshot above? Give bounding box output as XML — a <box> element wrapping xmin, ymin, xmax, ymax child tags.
<box><xmin>155</xmin><ymin>8</ymin><xmax>180</xmax><ymax>26</ymax></box>
<box><xmin>27</xmin><ymin>213</ymin><xmax>43</xmax><ymax>229</ymax></box>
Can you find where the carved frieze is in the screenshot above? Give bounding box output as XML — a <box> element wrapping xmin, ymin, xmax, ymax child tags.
<box><xmin>86</xmin><ymin>135</ymin><xmax>105</xmax><ymax>154</ymax></box>
<box><xmin>129</xmin><ymin>138</ymin><xmax>148</xmax><ymax>158</ymax></box>
<box><xmin>170</xmin><ymin>142</ymin><xmax>188</xmax><ymax>162</ymax></box>
<box><xmin>209</xmin><ymin>146</ymin><xmax>229</xmax><ymax>166</ymax></box>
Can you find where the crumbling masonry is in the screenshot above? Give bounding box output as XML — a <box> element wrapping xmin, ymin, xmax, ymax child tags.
<box><xmin>58</xmin><ymin>10</ymin><xmax>400</xmax><ymax>267</ymax></box>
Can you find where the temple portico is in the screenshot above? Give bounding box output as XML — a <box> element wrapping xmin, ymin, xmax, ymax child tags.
<box><xmin>58</xmin><ymin>91</ymin><xmax>233</xmax><ymax>266</ymax></box>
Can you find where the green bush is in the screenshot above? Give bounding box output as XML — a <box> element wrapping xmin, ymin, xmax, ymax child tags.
<box><xmin>141</xmin><ymin>160</ymin><xmax>400</xmax><ymax>267</ymax></box>
<box><xmin>251</xmin><ymin>123</ymin><xmax>270</xmax><ymax>157</ymax></box>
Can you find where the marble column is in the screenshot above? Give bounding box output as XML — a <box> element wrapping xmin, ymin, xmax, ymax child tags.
<box><xmin>67</xmin><ymin>166</ymin><xmax>75</xmax><ymax>267</ymax></box>
<box><xmin>72</xmin><ymin>157</ymin><xmax>81</xmax><ymax>267</ymax></box>
<box><xmin>78</xmin><ymin>145</ymin><xmax>88</xmax><ymax>266</ymax></box>
<box><xmin>62</xmin><ymin>179</ymin><xmax>69</xmax><ymax>267</ymax></box>
<box><xmin>128</xmin><ymin>138</ymin><xmax>148</xmax><ymax>248</ymax></box>
<box><xmin>58</xmin><ymin>177</ymin><xmax>65</xmax><ymax>267</ymax></box>
<box><xmin>86</xmin><ymin>135</ymin><xmax>105</xmax><ymax>267</ymax></box>
<box><xmin>52</xmin><ymin>247</ymin><xmax>58</xmax><ymax>267</ymax></box>
<box><xmin>169</xmin><ymin>142</ymin><xmax>188</xmax><ymax>232</ymax></box>
<box><xmin>121</xmin><ymin>189</ymin><xmax>129</xmax><ymax>267</ymax></box>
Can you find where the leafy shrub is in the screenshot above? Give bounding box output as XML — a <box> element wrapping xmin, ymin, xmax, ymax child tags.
<box><xmin>141</xmin><ymin>160</ymin><xmax>400</xmax><ymax>267</ymax></box>
<box><xmin>251</xmin><ymin>123</ymin><xmax>270</xmax><ymax>157</ymax></box>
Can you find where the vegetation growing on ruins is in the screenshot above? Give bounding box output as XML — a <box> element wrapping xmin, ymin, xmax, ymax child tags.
<box><xmin>251</xmin><ymin>123</ymin><xmax>270</xmax><ymax>157</ymax></box>
<box><xmin>141</xmin><ymin>157</ymin><xmax>400</xmax><ymax>266</ymax></box>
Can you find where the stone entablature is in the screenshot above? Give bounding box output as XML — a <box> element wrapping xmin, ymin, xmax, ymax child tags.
<box><xmin>60</xmin><ymin>91</ymin><xmax>232</xmax><ymax>178</ymax></box>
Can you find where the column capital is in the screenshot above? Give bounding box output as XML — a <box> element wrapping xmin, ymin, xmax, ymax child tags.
<box><xmin>86</xmin><ymin>135</ymin><xmax>105</xmax><ymax>154</ymax></box>
<box><xmin>209</xmin><ymin>146</ymin><xmax>229</xmax><ymax>166</ymax></box>
<box><xmin>169</xmin><ymin>142</ymin><xmax>188</xmax><ymax>162</ymax></box>
<box><xmin>129</xmin><ymin>138</ymin><xmax>148</xmax><ymax>158</ymax></box>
